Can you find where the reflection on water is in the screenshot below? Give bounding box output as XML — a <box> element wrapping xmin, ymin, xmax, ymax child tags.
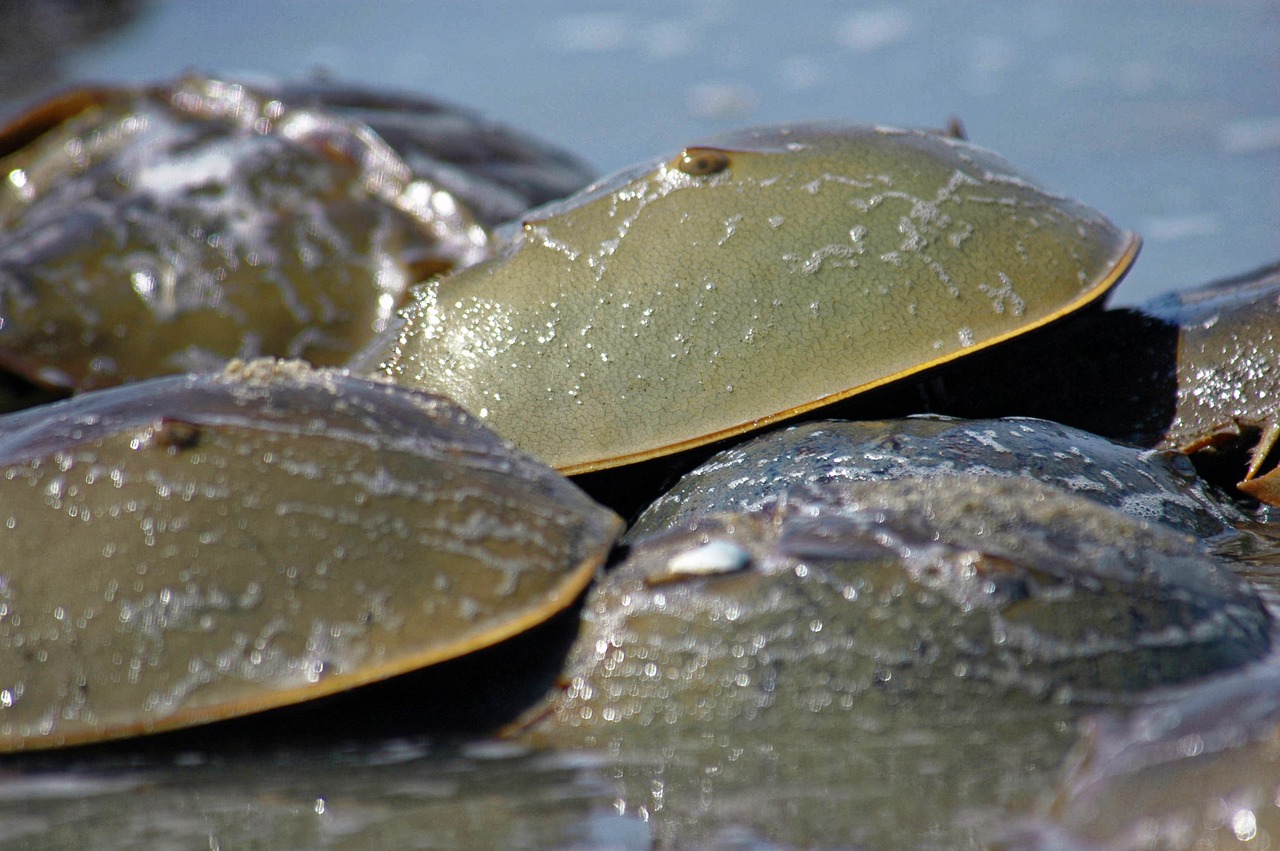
<box><xmin>0</xmin><ymin>703</ymin><xmax>1080</xmax><ymax>849</ymax></box>
<box><xmin>0</xmin><ymin>2</ymin><xmax>1276</xmax><ymax>847</ymax></box>
<box><xmin>1006</xmin><ymin>648</ymin><xmax>1280</xmax><ymax>848</ymax></box>
<box><xmin>0</xmin><ymin>742</ymin><xmax>645</xmax><ymax>849</ymax></box>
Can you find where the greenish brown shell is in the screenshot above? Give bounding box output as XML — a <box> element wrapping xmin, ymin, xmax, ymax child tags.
<box><xmin>372</xmin><ymin>123</ymin><xmax>1139</xmax><ymax>473</ymax></box>
<box><xmin>0</xmin><ymin>359</ymin><xmax>621</xmax><ymax>752</ymax></box>
<box><xmin>545</xmin><ymin>476</ymin><xmax>1267</xmax><ymax>730</ymax></box>
<box><xmin>527</xmin><ymin>475</ymin><xmax>1267</xmax><ymax>846</ymax></box>
<box><xmin>908</xmin><ymin>259</ymin><xmax>1280</xmax><ymax>504</ymax></box>
<box><xmin>628</xmin><ymin>416</ymin><xmax>1242</xmax><ymax>541</ymax></box>
<box><xmin>1012</xmin><ymin>664</ymin><xmax>1280</xmax><ymax>848</ymax></box>
<box><xmin>0</xmin><ymin>74</ymin><xmax>594</xmax><ymax>393</ymax></box>
<box><xmin>1142</xmin><ymin>260</ymin><xmax>1280</xmax><ymax>501</ymax></box>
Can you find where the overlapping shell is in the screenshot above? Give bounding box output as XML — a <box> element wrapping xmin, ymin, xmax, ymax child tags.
<box><xmin>0</xmin><ymin>359</ymin><xmax>621</xmax><ymax>751</ymax></box>
<box><xmin>0</xmin><ymin>74</ymin><xmax>594</xmax><ymax>392</ymax></box>
<box><xmin>528</xmin><ymin>474</ymin><xmax>1270</xmax><ymax>847</ymax></box>
<box><xmin>3</xmin><ymin>87</ymin><xmax>1275</xmax><ymax>845</ymax></box>
<box><xmin>629</xmin><ymin>416</ymin><xmax>1243</xmax><ymax>540</ymax></box>
<box><xmin>1143</xmin><ymin>261</ymin><xmax>1280</xmax><ymax>500</ymax></box>
<box><xmin>911</xmin><ymin>260</ymin><xmax>1280</xmax><ymax>504</ymax></box>
<box><xmin>372</xmin><ymin>123</ymin><xmax>1138</xmax><ymax>473</ymax></box>
<box><xmin>553</xmin><ymin>477</ymin><xmax>1267</xmax><ymax>727</ymax></box>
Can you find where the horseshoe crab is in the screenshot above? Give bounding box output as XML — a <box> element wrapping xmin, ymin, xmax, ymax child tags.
<box><xmin>1006</xmin><ymin>663</ymin><xmax>1280</xmax><ymax>849</ymax></box>
<box><xmin>0</xmin><ymin>74</ymin><xmax>594</xmax><ymax>394</ymax></box>
<box><xmin>914</xmin><ymin>260</ymin><xmax>1280</xmax><ymax>506</ymax></box>
<box><xmin>0</xmin><ymin>358</ymin><xmax>621</xmax><ymax>752</ymax></box>
<box><xmin>526</xmin><ymin>475</ymin><xmax>1269</xmax><ymax>847</ymax></box>
<box><xmin>368</xmin><ymin>123</ymin><xmax>1138</xmax><ymax>474</ymax></box>
<box><xmin>1143</xmin><ymin>261</ymin><xmax>1280</xmax><ymax>503</ymax></box>
<box><xmin>629</xmin><ymin>416</ymin><xmax>1243</xmax><ymax>541</ymax></box>
<box><xmin>573</xmin><ymin>476</ymin><xmax>1270</xmax><ymax>709</ymax></box>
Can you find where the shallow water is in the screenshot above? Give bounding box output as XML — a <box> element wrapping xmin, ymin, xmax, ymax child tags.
<box><xmin>0</xmin><ymin>701</ymin><xmax>1082</xmax><ymax>849</ymax></box>
<box><xmin>1</xmin><ymin>482</ymin><xmax>1278</xmax><ymax>849</ymax></box>
<box><xmin>0</xmin><ymin>2</ymin><xmax>1277</xmax><ymax>848</ymax></box>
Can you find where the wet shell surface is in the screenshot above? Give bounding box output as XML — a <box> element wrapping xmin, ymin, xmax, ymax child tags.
<box><xmin>629</xmin><ymin>416</ymin><xmax>1243</xmax><ymax>541</ymax></box>
<box><xmin>372</xmin><ymin>122</ymin><xmax>1139</xmax><ymax>473</ymax></box>
<box><xmin>0</xmin><ymin>75</ymin><xmax>594</xmax><ymax>392</ymax></box>
<box><xmin>1143</xmin><ymin>260</ymin><xmax>1280</xmax><ymax>501</ymax></box>
<box><xmin>903</xmin><ymin>259</ymin><xmax>1280</xmax><ymax>504</ymax></box>
<box><xmin>0</xmin><ymin>359</ymin><xmax>621</xmax><ymax>752</ymax></box>
<box><xmin>1008</xmin><ymin>663</ymin><xmax>1280</xmax><ymax>849</ymax></box>
<box><xmin>546</xmin><ymin>477</ymin><xmax>1268</xmax><ymax>733</ymax></box>
<box><xmin>530</xmin><ymin>475</ymin><xmax>1269</xmax><ymax>847</ymax></box>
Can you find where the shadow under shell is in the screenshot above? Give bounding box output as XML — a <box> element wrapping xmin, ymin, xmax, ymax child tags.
<box><xmin>0</xmin><ymin>359</ymin><xmax>621</xmax><ymax>752</ymax></box>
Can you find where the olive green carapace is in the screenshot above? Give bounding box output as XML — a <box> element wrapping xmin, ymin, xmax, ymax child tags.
<box><xmin>0</xmin><ymin>359</ymin><xmax>621</xmax><ymax>752</ymax></box>
<box><xmin>376</xmin><ymin>123</ymin><xmax>1140</xmax><ymax>473</ymax></box>
<box><xmin>0</xmin><ymin>83</ymin><xmax>433</xmax><ymax>391</ymax></box>
<box><xmin>1143</xmin><ymin>261</ymin><xmax>1280</xmax><ymax>501</ymax></box>
<box><xmin>0</xmin><ymin>74</ymin><xmax>596</xmax><ymax>394</ymax></box>
<box><xmin>523</xmin><ymin>477</ymin><xmax>1268</xmax><ymax>848</ymax></box>
<box><xmin>540</xmin><ymin>477</ymin><xmax>1269</xmax><ymax>744</ymax></box>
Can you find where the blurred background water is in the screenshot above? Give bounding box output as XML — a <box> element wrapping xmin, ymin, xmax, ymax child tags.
<box><xmin>1</xmin><ymin>0</ymin><xmax>1276</xmax><ymax>305</ymax></box>
<box><xmin>0</xmin><ymin>3</ymin><xmax>1277</xmax><ymax>848</ymax></box>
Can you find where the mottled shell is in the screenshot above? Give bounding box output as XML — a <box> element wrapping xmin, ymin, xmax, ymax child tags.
<box><xmin>908</xmin><ymin>259</ymin><xmax>1280</xmax><ymax>504</ymax></box>
<box><xmin>629</xmin><ymin>416</ymin><xmax>1241</xmax><ymax>541</ymax></box>
<box><xmin>0</xmin><ymin>75</ymin><xmax>594</xmax><ymax>392</ymax></box>
<box><xmin>0</xmin><ymin>360</ymin><xmax>621</xmax><ymax>751</ymax></box>
<box><xmin>375</xmin><ymin>123</ymin><xmax>1139</xmax><ymax>473</ymax></box>
<box><xmin>529</xmin><ymin>476</ymin><xmax>1268</xmax><ymax>846</ymax></box>
<box><xmin>1014</xmin><ymin>664</ymin><xmax>1280</xmax><ymax>848</ymax></box>
<box><xmin>1142</xmin><ymin>260</ymin><xmax>1280</xmax><ymax>500</ymax></box>
<box><xmin>546</xmin><ymin>477</ymin><xmax>1267</xmax><ymax>730</ymax></box>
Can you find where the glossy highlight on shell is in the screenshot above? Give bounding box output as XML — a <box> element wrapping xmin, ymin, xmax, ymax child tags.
<box><xmin>0</xmin><ymin>74</ymin><xmax>595</xmax><ymax>393</ymax></box>
<box><xmin>1143</xmin><ymin>261</ymin><xmax>1280</xmax><ymax>501</ymax></box>
<box><xmin>563</xmin><ymin>476</ymin><xmax>1270</xmax><ymax>717</ymax></box>
<box><xmin>906</xmin><ymin>260</ymin><xmax>1280</xmax><ymax>505</ymax></box>
<box><xmin>528</xmin><ymin>476</ymin><xmax>1270</xmax><ymax>845</ymax></box>
<box><xmin>3</xmin><ymin>68</ymin><xmax>1280</xmax><ymax>849</ymax></box>
<box><xmin>629</xmin><ymin>416</ymin><xmax>1243</xmax><ymax>541</ymax></box>
<box><xmin>373</xmin><ymin>122</ymin><xmax>1139</xmax><ymax>473</ymax></box>
<box><xmin>0</xmin><ymin>358</ymin><xmax>621</xmax><ymax>752</ymax></box>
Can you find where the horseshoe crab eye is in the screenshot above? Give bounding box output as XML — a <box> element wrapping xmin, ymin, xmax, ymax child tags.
<box><xmin>673</xmin><ymin>147</ymin><xmax>731</xmax><ymax>176</ymax></box>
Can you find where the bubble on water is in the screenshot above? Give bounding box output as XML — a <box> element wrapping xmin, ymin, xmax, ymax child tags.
<box><xmin>1232</xmin><ymin>808</ymin><xmax>1257</xmax><ymax>842</ymax></box>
